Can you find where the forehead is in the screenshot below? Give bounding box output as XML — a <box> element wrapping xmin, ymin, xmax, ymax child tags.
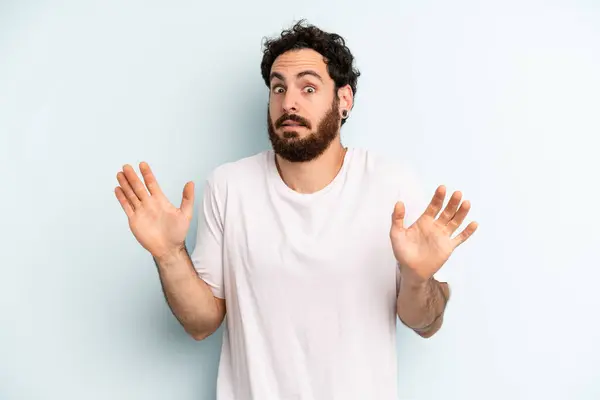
<box><xmin>270</xmin><ymin>48</ymin><xmax>329</xmax><ymax>80</ymax></box>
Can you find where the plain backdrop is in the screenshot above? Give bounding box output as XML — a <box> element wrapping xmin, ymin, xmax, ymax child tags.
<box><xmin>1</xmin><ymin>1</ymin><xmax>599</xmax><ymax>399</ymax></box>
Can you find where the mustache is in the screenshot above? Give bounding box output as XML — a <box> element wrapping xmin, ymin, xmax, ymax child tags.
<box><xmin>275</xmin><ymin>113</ymin><xmax>311</xmax><ymax>129</ymax></box>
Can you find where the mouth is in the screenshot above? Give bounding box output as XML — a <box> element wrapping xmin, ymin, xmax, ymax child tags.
<box><xmin>280</xmin><ymin>120</ymin><xmax>305</xmax><ymax>128</ymax></box>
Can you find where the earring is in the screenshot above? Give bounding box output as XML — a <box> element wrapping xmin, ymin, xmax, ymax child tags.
<box><xmin>341</xmin><ymin>109</ymin><xmax>349</xmax><ymax>119</ymax></box>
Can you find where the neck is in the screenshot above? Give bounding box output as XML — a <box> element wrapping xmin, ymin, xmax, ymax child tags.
<box><xmin>274</xmin><ymin>140</ymin><xmax>347</xmax><ymax>194</ymax></box>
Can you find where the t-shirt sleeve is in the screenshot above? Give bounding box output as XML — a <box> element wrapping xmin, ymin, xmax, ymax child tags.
<box><xmin>391</xmin><ymin>162</ymin><xmax>449</xmax><ymax>285</ymax></box>
<box><xmin>189</xmin><ymin>174</ymin><xmax>225</xmax><ymax>299</ymax></box>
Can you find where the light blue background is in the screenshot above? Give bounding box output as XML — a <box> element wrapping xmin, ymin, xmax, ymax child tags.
<box><xmin>1</xmin><ymin>1</ymin><xmax>599</xmax><ymax>399</ymax></box>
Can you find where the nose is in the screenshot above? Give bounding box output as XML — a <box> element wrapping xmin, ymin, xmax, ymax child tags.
<box><xmin>282</xmin><ymin>89</ymin><xmax>299</xmax><ymax>114</ymax></box>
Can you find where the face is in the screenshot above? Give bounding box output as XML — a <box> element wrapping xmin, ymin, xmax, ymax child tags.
<box><xmin>267</xmin><ymin>48</ymin><xmax>352</xmax><ymax>162</ymax></box>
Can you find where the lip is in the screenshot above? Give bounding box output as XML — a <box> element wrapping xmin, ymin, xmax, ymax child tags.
<box><xmin>280</xmin><ymin>121</ymin><xmax>305</xmax><ymax>127</ymax></box>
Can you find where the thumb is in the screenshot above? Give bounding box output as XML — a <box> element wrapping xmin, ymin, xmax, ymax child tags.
<box><xmin>391</xmin><ymin>201</ymin><xmax>405</xmax><ymax>230</ymax></box>
<box><xmin>180</xmin><ymin>181</ymin><xmax>195</xmax><ymax>219</ymax></box>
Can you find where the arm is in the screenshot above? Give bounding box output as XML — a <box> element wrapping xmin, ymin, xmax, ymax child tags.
<box><xmin>154</xmin><ymin>244</ymin><xmax>226</xmax><ymax>340</ymax></box>
<box><xmin>115</xmin><ymin>161</ymin><xmax>226</xmax><ymax>341</ymax></box>
<box><xmin>391</xmin><ymin>184</ymin><xmax>477</xmax><ymax>338</ymax></box>
<box><xmin>397</xmin><ymin>275</ymin><xmax>450</xmax><ymax>338</ymax></box>
<box><xmin>154</xmin><ymin>246</ymin><xmax>225</xmax><ymax>340</ymax></box>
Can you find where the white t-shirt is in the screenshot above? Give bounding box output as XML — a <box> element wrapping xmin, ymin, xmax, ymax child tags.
<box><xmin>190</xmin><ymin>147</ymin><xmax>444</xmax><ymax>400</ymax></box>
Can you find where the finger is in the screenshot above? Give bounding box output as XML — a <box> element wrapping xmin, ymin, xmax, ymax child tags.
<box><xmin>115</xmin><ymin>186</ymin><xmax>134</xmax><ymax>218</ymax></box>
<box><xmin>437</xmin><ymin>191</ymin><xmax>462</xmax><ymax>225</ymax></box>
<box><xmin>391</xmin><ymin>201</ymin><xmax>405</xmax><ymax>230</ymax></box>
<box><xmin>117</xmin><ymin>171</ymin><xmax>141</xmax><ymax>209</ymax></box>
<box><xmin>122</xmin><ymin>164</ymin><xmax>149</xmax><ymax>202</ymax></box>
<box><xmin>452</xmin><ymin>221</ymin><xmax>479</xmax><ymax>249</ymax></box>
<box><xmin>180</xmin><ymin>181</ymin><xmax>195</xmax><ymax>219</ymax></box>
<box><xmin>423</xmin><ymin>185</ymin><xmax>446</xmax><ymax>218</ymax></box>
<box><xmin>139</xmin><ymin>161</ymin><xmax>164</xmax><ymax>197</ymax></box>
<box><xmin>446</xmin><ymin>200</ymin><xmax>471</xmax><ymax>234</ymax></box>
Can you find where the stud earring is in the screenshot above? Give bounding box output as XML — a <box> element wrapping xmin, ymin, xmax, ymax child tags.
<box><xmin>341</xmin><ymin>109</ymin><xmax>349</xmax><ymax>119</ymax></box>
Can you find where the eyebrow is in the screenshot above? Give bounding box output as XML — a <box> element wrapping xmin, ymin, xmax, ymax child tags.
<box><xmin>269</xmin><ymin>70</ymin><xmax>323</xmax><ymax>84</ymax></box>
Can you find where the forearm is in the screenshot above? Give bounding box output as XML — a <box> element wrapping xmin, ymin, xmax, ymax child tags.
<box><xmin>153</xmin><ymin>245</ymin><xmax>222</xmax><ymax>338</ymax></box>
<box><xmin>397</xmin><ymin>275</ymin><xmax>450</xmax><ymax>337</ymax></box>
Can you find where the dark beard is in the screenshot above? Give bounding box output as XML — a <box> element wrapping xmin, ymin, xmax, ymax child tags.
<box><xmin>267</xmin><ymin>97</ymin><xmax>341</xmax><ymax>163</ymax></box>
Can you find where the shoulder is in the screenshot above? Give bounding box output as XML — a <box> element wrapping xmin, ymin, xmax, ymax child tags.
<box><xmin>205</xmin><ymin>150</ymin><xmax>270</xmax><ymax>190</ymax></box>
<box><xmin>350</xmin><ymin>147</ymin><xmax>423</xmax><ymax>192</ymax></box>
<box><xmin>353</xmin><ymin>147</ymin><xmax>430</xmax><ymax>218</ymax></box>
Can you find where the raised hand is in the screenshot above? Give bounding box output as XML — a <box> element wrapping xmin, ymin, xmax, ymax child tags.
<box><xmin>115</xmin><ymin>162</ymin><xmax>195</xmax><ymax>260</ymax></box>
<box><xmin>390</xmin><ymin>185</ymin><xmax>478</xmax><ymax>283</ymax></box>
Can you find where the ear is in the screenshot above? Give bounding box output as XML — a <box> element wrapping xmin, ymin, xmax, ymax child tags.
<box><xmin>337</xmin><ymin>84</ymin><xmax>354</xmax><ymax>114</ymax></box>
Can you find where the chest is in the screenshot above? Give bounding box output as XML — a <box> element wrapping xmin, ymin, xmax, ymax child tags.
<box><xmin>222</xmin><ymin>183</ymin><xmax>396</xmax><ymax>292</ymax></box>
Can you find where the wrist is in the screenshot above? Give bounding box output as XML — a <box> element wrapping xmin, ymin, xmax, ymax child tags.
<box><xmin>154</xmin><ymin>243</ymin><xmax>188</xmax><ymax>266</ymax></box>
<box><xmin>400</xmin><ymin>276</ymin><xmax>431</xmax><ymax>294</ymax></box>
<box><xmin>398</xmin><ymin>266</ymin><xmax>430</xmax><ymax>289</ymax></box>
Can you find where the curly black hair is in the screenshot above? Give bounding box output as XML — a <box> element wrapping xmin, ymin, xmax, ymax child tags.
<box><xmin>260</xmin><ymin>20</ymin><xmax>361</xmax><ymax>125</ymax></box>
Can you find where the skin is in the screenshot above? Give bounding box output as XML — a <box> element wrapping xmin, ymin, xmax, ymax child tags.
<box><xmin>266</xmin><ymin>48</ymin><xmax>353</xmax><ymax>193</ymax></box>
<box><xmin>114</xmin><ymin>47</ymin><xmax>479</xmax><ymax>342</ymax></box>
<box><xmin>265</xmin><ymin>49</ymin><xmax>480</xmax><ymax>338</ymax></box>
<box><xmin>394</xmin><ymin>186</ymin><xmax>478</xmax><ymax>337</ymax></box>
<box><xmin>115</xmin><ymin>163</ymin><xmax>225</xmax><ymax>340</ymax></box>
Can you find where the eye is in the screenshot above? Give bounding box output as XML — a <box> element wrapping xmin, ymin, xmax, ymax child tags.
<box><xmin>304</xmin><ymin>86</ymin><xmax>316</xmax><ymax>94</ymax></box>
<box><xmin>272</xmin><ymin>86</ymin><xmax>285</xmax><ymax>94</ymax></box>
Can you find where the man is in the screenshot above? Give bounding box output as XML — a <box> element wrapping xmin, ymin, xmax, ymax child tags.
<box><xmin>115</xmin><ymin>20</ymin><xmax>478</xmax><ymax>400</ymax></box>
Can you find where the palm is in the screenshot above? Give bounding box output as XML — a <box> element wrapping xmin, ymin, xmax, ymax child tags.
<box><xmin>390</xmin><ymin>185</ymin><xmax>478</xmax><ymax>282</ymax></box>
<box><xmin>129</xmin><ymin>197</ymin><xmax>191</xmax><ymax>257</ymax></box>
<box><xmin>115</xmin><ymin>162</ymin><xmax>195</xmax><ymax>259</ymax></box>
